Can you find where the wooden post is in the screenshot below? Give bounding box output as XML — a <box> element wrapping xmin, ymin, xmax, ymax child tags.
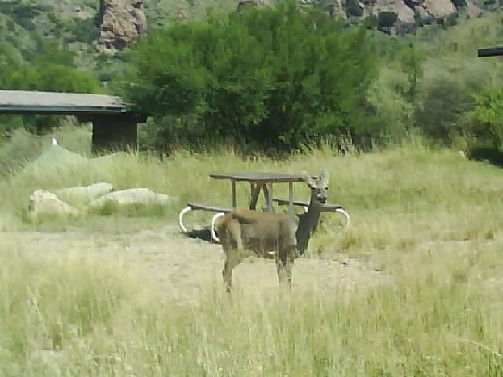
<box><xmin>288</xmin><ymin>182</ymin><xmax>294</xmax><ymax>215</ymax></box>
<box><xmin>249</xmin><ymin>182</ymin><xmax>262</xmax><ymax>210</ymax></box>
<box><xmin>231</xmin><ymin>180</ymin><xmax>237</xmax><ymax>209</ymax></box>
<box><xmin>265</xmin><ymin>182</ymin><xmax>274</xmax><ymax>213</ymax></box>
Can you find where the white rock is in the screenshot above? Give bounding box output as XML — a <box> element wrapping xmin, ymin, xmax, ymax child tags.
<box><xmin>28</xmin><ymin>190</ymin><xmax>80</xmax><ymax>220</ymax></box>
<box><xmin>89</xmin><ymin>188</ymin><xmax>172</xmax><ymax>207</ymax></box>
<box><xmin>56</xmin><ymin>182</ymin><xmax>114</xmax><ymax>201</ymax></box>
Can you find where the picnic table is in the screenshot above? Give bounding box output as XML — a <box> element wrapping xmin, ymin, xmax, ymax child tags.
<box><xmin>209</xmin><ymin>172</ymin><xmax>305</xmax><ymax>213</ymax></box>
<box><xmin>178</xmin><ymin>171</ymin><xmax>350</xmax><ymax>242</ymax></box>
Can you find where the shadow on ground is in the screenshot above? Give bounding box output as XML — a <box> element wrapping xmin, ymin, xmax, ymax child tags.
<box><xmin>187</xmin><ymin>228</ymin><xmax>214</xmax><ymax>243</ymax></box>
<box><xmin>468</xmin><ymin>146</ymin><xmax>503</xmax><ymax>168</ymax></box>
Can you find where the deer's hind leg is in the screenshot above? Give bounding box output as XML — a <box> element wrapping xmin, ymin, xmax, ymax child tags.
<box><xmin>222</xmin><ymin>219</ymin><xmax>244</xmax><ymax>293</ymax></box>
<box><xmin>276</xmin><ymin>248</ymin><xmax>295</xmax><ymax>289</ymax></box>
<box><xmin>275</xmin><ymin>225</ymin><xmax>297</xmax><ymax>289</ymax></box>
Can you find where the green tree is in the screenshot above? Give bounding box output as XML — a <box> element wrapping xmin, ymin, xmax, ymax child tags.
<box><xmin>0</xmin><ymin>40</ymin><xmax>100</xmax><ymax>135</ymax></box>
<box><xmin>463</xmin><ymin>87</ymin><xmax>503</xmax><ymax>148</ymax></box>
<box><xmin>345</xmin><ymin>0</ymin><xmax>363</xmax><ymax>17</ymax></box>
<box><xmin>123</xmin><ymin>1</ymin><xmax>378</xmax><ymax>152</ymax></box>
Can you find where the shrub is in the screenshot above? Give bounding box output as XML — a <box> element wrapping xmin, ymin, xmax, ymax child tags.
<box><xmin>122</xmin><ymin>1</ymin><xmax>378</xmax><ymax>153</ymax></box>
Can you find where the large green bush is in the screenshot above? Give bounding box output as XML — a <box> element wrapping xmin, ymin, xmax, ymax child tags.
<box><xmin>122</xmin><ymin>1</ymin><xmax>378</xmax><ymax>152</ymax></box>
<box><xmin>463</xmin><ymin>87</ymin><xmax>503</xmax><ymax>149</ymax></box>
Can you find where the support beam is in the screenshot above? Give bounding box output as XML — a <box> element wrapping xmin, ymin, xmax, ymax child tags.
<box><xmin>91</xmin><ymin>113</ymin><xmax>139</xmax><ymax>154</ymax></box>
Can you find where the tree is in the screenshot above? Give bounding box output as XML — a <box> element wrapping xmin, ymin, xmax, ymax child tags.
<box><xmin>345</xmin><ymin>0</ymin><xmax>363</xmax><ymax>17</ymax></box>
<box><xmin>463</xmin><ymin>87</ymin><xmax>503</xmax><ymax>148</ymax></box>
<box><xmin>122</xmin><ymin>1</ymin><xmax>378</xmax><ymax>152</ymax></box>
<box><xmin>0</xmin><ymin>41</ymin><xmax>100</xmax><ymax>135</ymax></box>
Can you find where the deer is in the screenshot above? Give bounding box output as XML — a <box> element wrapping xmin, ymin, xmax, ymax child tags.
<box><xmin>217</xmin><ymin>170</ymin><xmax>330</xmax><ymax>292</ymax></box>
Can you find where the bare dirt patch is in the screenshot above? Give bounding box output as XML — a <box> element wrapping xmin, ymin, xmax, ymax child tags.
<box><xmin>2</xmin><ymin>224</ymin><xmax>384</xmax><ymax>304</ymax></box>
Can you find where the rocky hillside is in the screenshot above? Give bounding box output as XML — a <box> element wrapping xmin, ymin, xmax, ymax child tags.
<box><xmin>0</xmin><ymin>0</ymin><xmax>499</xmax><ymax>57</ymax></box>
<box><xmin>90</xmin><ymin>0</ymin><xmax>498</xmax><ymax>50</ymax></box>
<box><xmin>328</xmin><ymin>0</ymin><xmax>485</xmax><ymax>33</ymax></box>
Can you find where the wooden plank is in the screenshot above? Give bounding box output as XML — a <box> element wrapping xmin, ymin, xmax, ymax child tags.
<box><xmin>210</xmin><ymin>172</ymin><xmax>304</xmax><ymax>183</ymax></box>
<box><xmin>273</xmin><ymin>198</ymin><xmax>346</xmax><ymax>212</ymax></box>
<box><xmin>187</xmin><ymin>202</ymin><xmax>231</xmax><ymax>212</ymax></box>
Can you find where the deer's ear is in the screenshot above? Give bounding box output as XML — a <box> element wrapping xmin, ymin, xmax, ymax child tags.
<box><xmin>301</xmin><ymin>170</ymin><xmax>315</xmax><ymax>187</ymax></box>
<box><xmin>319</xmin><ymin>169</ymin><xmax>329</xmax><ymax>185</ymax></box>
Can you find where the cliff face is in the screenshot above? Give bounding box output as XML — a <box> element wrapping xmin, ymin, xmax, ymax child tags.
<box><xmin>326</xmin><ymin>0</ymin><xmax>483</xmax><ymax>33</ymax></box>
<box><xmin>93</xmin><ymin>0</ymin><xmax>484</xmax><ymax>52</ymax></box>
<box><xmin>96</xmin><ymin>0</ymin><xmax>147</xmax><ymax>53</ymax></box>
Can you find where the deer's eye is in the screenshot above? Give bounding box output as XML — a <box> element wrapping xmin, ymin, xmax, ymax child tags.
<box><xmin>325</xmin><ymin>187</ymin><xmax>329</xmax><ymax>191</ymax></box>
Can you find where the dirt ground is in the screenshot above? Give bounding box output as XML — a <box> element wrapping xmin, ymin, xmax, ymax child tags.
<box><xmin>2</xmin><ymin>223</ymin><xmax>384</xmax><ymax>305</ymax></box>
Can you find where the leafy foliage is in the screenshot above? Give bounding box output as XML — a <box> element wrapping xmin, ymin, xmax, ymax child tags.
<box><xmin>463</xmin><ymin>87</ymin><xmax>503</xmax><ymax>148</ymax></box>
<box><xmin>0</xmin><ymin>36</ymin><xmax>100</xmax><ymax>135</ymax></box>
<box><xmin>123</xmin><ymin>1</ymin><xmax>378</xmax><ymax>152</ymax></box>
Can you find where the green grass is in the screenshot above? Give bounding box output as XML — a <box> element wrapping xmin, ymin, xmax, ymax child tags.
<box><xmin>0</xmin><ymin>240</ymin><xmax>501</xmax><ymax>376</ymax></box>
<box><xmin>0</xmin><ymin>133</ymin><xmax>502</xmax><ymax>375</ymax></box>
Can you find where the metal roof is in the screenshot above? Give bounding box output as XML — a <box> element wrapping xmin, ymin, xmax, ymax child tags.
<box><xmin>0</xmin><ymin>90</ymin><xmax>129</xmax><ymax>115</ymax></box>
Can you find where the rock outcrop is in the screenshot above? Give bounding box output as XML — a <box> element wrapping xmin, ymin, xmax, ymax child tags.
<box><xmin>368</xmin><ymin>0</ymin><xmax>415</xmax><ymax>24</ymax></box>
<box><xmin>96</xmin><ymin>0</ymin><xmax>147</xmax><ymax>53</ymax></box>
<box><xmin>28</xmin><ymin>190</ymin><xmax>80</xmax><ymax>221</ymax></box>
<box><xmin>421</xmin><ymin>0</ymin><xmax>456</xmax><ymax>19</ymax></box>
<box><xmin>56</xmin><ymin>182</ymin><xmax>114</xmax><ymax>201</ymax></box>
<box><xmin>236</xmin><ymin>0</ymin><xmax>269</xmax><ymax>12</ymax></box>
<box><xmin>89</xmin><ymin>188</ymin><xmax>173</xmax><ymax>208</ymax></box>
<box><xmin>322</xmin><ymin>0</ymin><xmax>481</xmax><ymax>33</ymax></box>
<box><xmin>328</xmin><ymin>0</ymin><xmax>345</xmax><ymax>18</ymax></box>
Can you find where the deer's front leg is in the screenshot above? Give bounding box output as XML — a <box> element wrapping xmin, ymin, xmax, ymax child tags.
<box><xmin>222</xmin><ymin>220</ymin><xmax>244</xmax><ymax>293</ymax></box>
<box><xmin>223</xmin><ymin>248</ymin><xmax>244</xmax><ymax>293</ymax></box>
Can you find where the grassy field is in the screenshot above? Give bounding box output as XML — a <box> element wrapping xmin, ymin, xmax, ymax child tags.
<box><xmin>0</xmin><ymin>133</ymin><xmax>502</xmax><ymax>376</ymax></box>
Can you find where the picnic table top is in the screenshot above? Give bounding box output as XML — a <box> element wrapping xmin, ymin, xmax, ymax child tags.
<box><xmin>209</xmin><ymin>172</ymin><xmax>305</xmax><ymax>183</ymax></box>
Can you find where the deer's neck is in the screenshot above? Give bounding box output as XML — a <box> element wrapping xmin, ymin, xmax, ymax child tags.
<box><xmin>295</xmin><ymin>195</ymin><xmax>323</xmax><ymax>254</ymax></box>
<box><xmin>305</xmin><ymin>198</ymin><xmax>323</xmax><ymax>233</ymax></box>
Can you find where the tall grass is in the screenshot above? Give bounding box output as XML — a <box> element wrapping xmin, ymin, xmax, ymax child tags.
<box><xmin>0</xmin><ymin>132</ymin><xmax>502</xmax><ymax>375</ymax></box>
<box><xmin>0</xmin><ymin>240</ymin><xmax>501</xmax><ymax>376</ymax></box>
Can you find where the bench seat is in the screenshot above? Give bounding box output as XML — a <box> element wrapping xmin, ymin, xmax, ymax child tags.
<box><xmin>186</xmin><ymin>202</ymin><xmax>232</xmax><ymax>213</ymax></box>
<box><xmin>272</xmin><ymin>198</ymin><xmax>345</xmax><ymax>212</ymax></box>
<box><xmin>179</xmin><ymin>202</ymin><xmax>231</xmax><ymax>243</ymax></box>
<box><xmin>273</xmin><ymin>198</ymin><xmax>351</xmax><ymax>228</ymax></box>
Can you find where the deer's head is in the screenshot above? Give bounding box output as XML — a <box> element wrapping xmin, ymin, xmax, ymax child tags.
<box><xmin>301</xmin><ymin>169</ymin><xmax>329</xmax><ymax>205</ymax></box>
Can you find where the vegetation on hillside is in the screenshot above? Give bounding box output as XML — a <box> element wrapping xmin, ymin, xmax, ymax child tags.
<box><xmin>0</xmin><ymin>1</ymin><xmax>101</xmax><ymax>136</ymax></box>
<box><xmin>0</xmin><ymin>0</ymin><xmax>501</xmax><ymax>153</ymax></box>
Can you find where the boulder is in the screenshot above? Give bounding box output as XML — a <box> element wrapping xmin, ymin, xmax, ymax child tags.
<box><xmin>56</xmin><ymin>182</ymin><xmax>114</xmax><ymax>201</ymax></box>
<box><xmin>89</xmin><ymin>188</ymin><xmax>172</xmax><ymax>208</ymax></box>
<box><xmin>465</xmin><ymin>1</ymin><xmax>483</xmax><ymax>18</ymax></box>
<box><xmin>236</xmin><ymin>0</ymin><xmax>269</xmax><ymax>12</ymax></box>
<box><xmin>369</xmin><ymin>0</ymin><xmax>416</xmax><ymax>24</ymax></box>
<box><xmin>96</xmin><ymin>0</ymin><xmax>147</xmax><ymax>53</ymax></box>
<box><xmin>420</xmin><ymin>0</ymin><xmax>456</xmax><ymax>19</ymax></box>
<box><xmin>328</xmin><ymin>0</ymin><xmax>345</xmax><ymax>18</ymax></box>
<box><xmin>28</xmin><ymin>190</ymin><xmax>80</xmax><ymax>220</ymax></box>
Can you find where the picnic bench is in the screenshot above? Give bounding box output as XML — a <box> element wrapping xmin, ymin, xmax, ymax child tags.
<box><xmin>178</xmin><ymin>171</ymin><xmax>351</xmax><ymax>242</ymax></box>
<box><xmin>178</xmin><ymin>202</ymin><xmax>232</xmax><ymax>242</ymax></box>
<box><xmin>272</xmin><ymin>198</ymin><xmax>351</xmax><ymax>228</ymax></box>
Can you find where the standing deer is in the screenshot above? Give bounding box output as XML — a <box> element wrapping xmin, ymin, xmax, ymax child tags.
<box><xmin>218</xmin><ymin>170</ymin><xmax>329</xmax><ymax>291</ymax></box>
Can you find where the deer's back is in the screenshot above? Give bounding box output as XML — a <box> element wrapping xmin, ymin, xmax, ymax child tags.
<box><xmin>220</xmin><ymin>208</ymin><xmax>298</xmax><ymax>248</ymax></box>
